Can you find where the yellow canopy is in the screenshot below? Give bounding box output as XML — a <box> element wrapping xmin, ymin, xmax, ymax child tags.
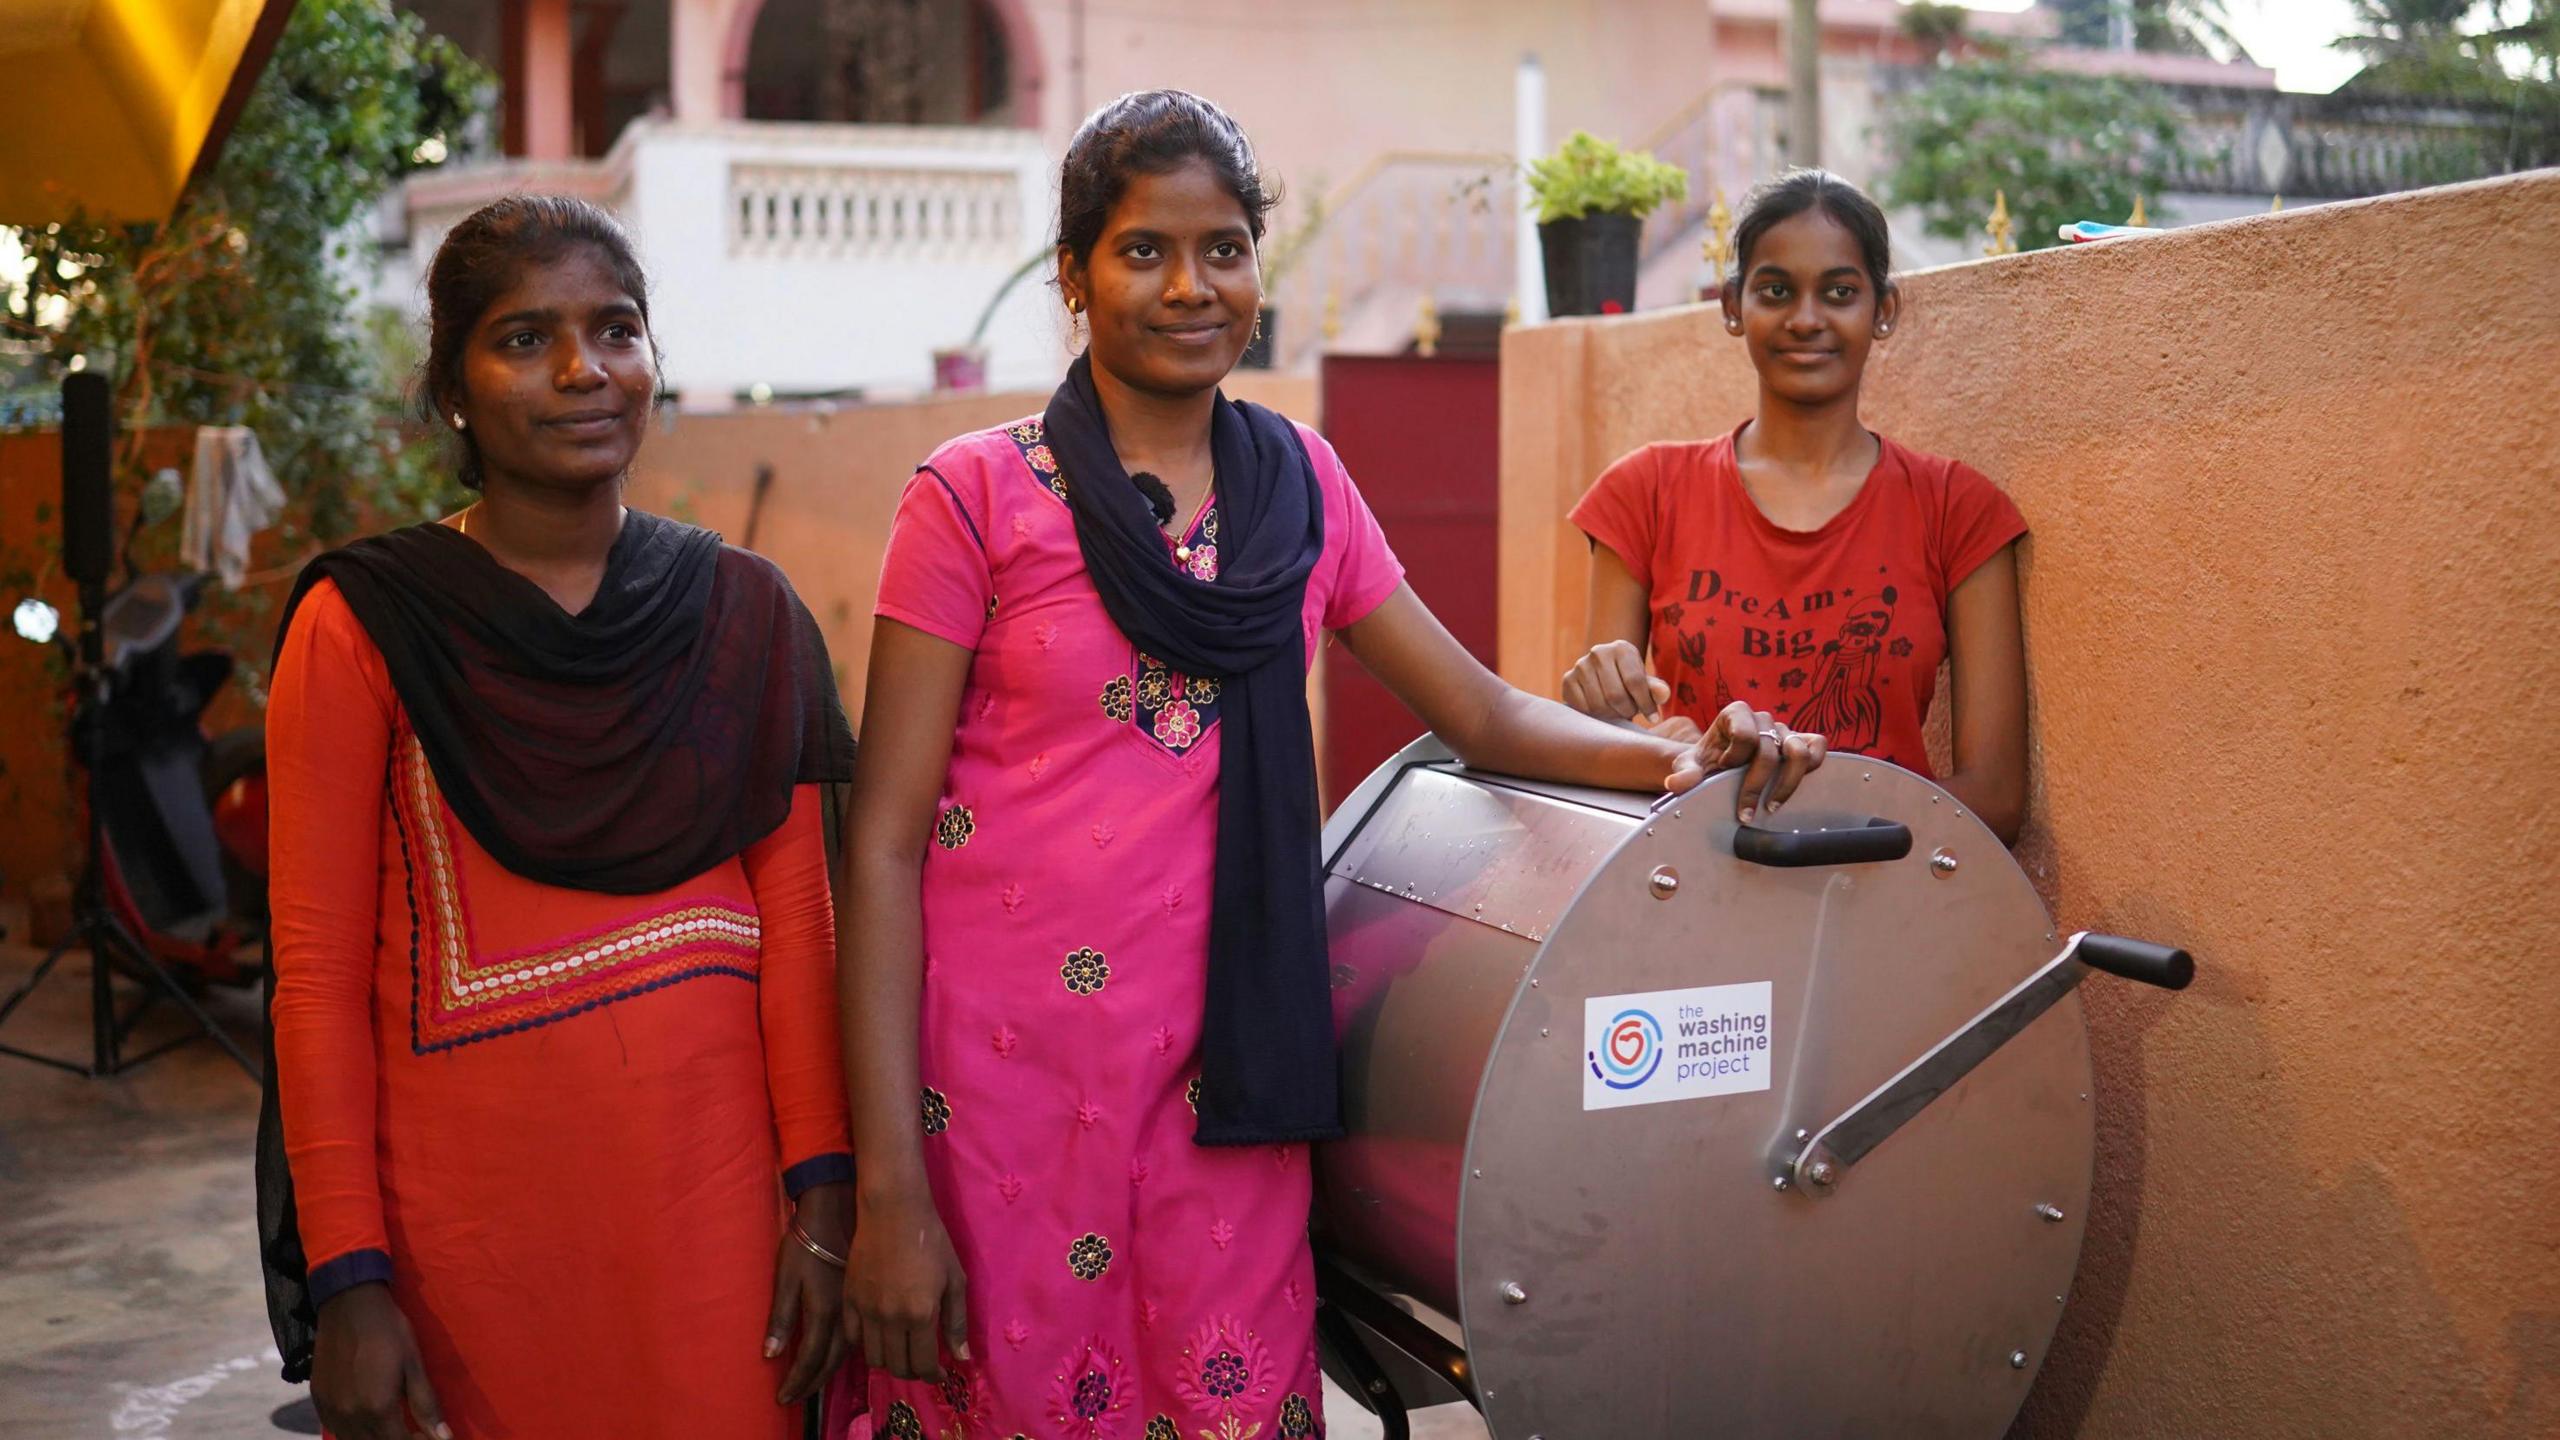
<box><xmin>0</xmin><ymin>0</ymin><xmax>297</xmax><ymax>226</ymax></box>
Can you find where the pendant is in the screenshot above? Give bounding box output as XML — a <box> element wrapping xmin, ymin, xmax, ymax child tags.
<box><xmin>1175</xmin><ymin>546</ymin><xmax>1192</xmax><ymax>563</ymax></box>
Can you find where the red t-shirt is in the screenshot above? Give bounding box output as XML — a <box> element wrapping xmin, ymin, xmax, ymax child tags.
<box><xmin>1569</xmin><ymin>424</ymin><xmax>2027</xmax><ymax>778</ymax></box>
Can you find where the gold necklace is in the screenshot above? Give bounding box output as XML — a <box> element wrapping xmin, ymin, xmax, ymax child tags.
<box><xmin>1173</xmin><ymin>466</ymin><xmax>1213</xmax><ymax>564</ymax></box>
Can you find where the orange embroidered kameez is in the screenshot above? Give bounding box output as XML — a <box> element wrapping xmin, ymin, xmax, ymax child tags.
<box><xmin>267</xmin><ymin>579</ymin><xmax>851</xmax><ymax>1438</ymax></box>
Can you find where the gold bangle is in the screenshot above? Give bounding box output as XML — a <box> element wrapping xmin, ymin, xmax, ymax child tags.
<box><xmin>790</xmin><ymin>1219</ymin><xmax>847</xmax><ymax>1269</ymax></box>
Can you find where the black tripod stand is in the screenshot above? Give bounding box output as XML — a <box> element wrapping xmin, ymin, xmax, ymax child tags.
<box><xmin>0</xmin><ymin>373</ymin><xmax>257</xmax><ymax>1082</ymax></box>
<box><xmin>0</xmin><ymin>578</ymin><xmax>260</xmax><ymax>1081</ymax></box>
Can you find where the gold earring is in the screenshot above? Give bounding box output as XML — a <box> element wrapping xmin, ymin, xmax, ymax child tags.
<box><xmin>1066</xmin><ymin>295</ymin><xmax>1083</xmax><ymax>315</ymax></box>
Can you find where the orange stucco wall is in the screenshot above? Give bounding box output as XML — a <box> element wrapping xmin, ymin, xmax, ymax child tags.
<box><xmin>1497</xmin><ymin>171</ymin><xmax>2560</xmax><ymax>1436</ymax></box>
<box><xmin>0</xmin><ymin>430</ymin><xmax>82</xmax><ymax>903</ymax></box>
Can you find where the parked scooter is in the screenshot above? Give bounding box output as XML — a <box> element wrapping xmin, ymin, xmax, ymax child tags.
<box><xmin>11</xmin><ymin>570</ymin><xmax>267</xmax><ymax>982</ymax></box>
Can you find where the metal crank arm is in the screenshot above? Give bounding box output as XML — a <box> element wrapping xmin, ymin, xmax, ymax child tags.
<box><xmin>1783</xmin><ymin>932</ymin><xmax>2193</xmax><ymax>1195</ymax></box>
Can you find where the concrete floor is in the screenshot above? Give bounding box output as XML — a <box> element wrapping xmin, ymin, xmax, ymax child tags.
<box><xmin>0</xmin><ymin>927</ymin><xmax>1483</xmax><ymax>1440</ymax></box>
<box><xmin>0</xmin><ymin>926</ymin><xmax>305</xmax><ymax>1440</ymax></box>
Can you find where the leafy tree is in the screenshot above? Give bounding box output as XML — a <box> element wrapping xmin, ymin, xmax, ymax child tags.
<box><xmin>2490</xmin><ymin>0</ymin><xmax>2560</xmax><ymax>79</ymax></box>
<box><xmin>1899</xmin><ymin>2</ymin><xmax>1972</xmax><ymax>63</ymax></box>
<box><xmin>1883</xmin><ymin>55</ymin><xmax>2193</xmax><ymax>252</ymax></box>
<box><xmin>2335</xmin><ymin>0</ymin><xmax>2496</xmax><ymax>69</ymax></box>
<box><xmin>2336</xmin><ymin>0</ymin><xmax>2554</xmax><ymax>91</ymax></box>
<box><xmin>3</xmin><ymin>0</ymin><xmax>488</xmax><ymax>698</ymax></box>
<box><xmin>2334</xmin><ymin>0</ymin><xmax>2560</xmax><ymax>172</ymax></box>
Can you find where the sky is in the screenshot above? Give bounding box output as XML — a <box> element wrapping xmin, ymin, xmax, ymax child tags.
<box><xmin>1953</xmin><ymin>0</ymin><xmax>2369</xmax><ymax>93</ymax></box>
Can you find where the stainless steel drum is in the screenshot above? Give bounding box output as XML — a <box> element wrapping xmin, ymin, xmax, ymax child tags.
<box><xmin>1312</xmin><ymin>737</ymin><xmax>2192</xmax><ymax>1440</ymax></box>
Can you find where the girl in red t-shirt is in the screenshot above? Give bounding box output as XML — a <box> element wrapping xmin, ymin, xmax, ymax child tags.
<box><xmin>1565</xmin><ymin>170</ymin><xmax>2030</xmax><ymax>841</ymax></box>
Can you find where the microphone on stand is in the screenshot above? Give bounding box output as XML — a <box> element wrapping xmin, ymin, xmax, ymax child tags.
<box><xmin>1128</xmin><ymin>471</ymin><xmax>1177</xmax><ymax>528</ymax></box>
<box><xmin>62</xmin><ymin>373</ymin><xmax>112</xmax><ymax>591</ymax></box>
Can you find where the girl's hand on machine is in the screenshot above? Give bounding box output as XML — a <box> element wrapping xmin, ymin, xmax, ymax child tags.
<box><xmin>310</xmin><ymin>1282</ymin><xmax>452</xmax><ymax>1440</ymax></box>
<box><xmin>1561</xmin><ymin>640</ymin><xmax>1672</xmax><ymax>724</ymax></box>
<box><xmin>846</xmin><ymin>1181</ymin><xmax>971</xmax><ymax>1382</ymax></box>
<box><xmin>1664</xmin><ymin>702</ymin><xmax>1828</xmax><ymax>823</ymax></box>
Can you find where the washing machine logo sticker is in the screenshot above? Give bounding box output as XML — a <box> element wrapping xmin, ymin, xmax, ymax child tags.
<box><xmin>1583</xmin><ymin>981</ymin><xmax>1774</xmax><ymax>1112</ymax></box>
<box><xmin>1589</xmin><ymin>1008</ymin><xmax>1665</xmax><ymax>1090</ymax></box>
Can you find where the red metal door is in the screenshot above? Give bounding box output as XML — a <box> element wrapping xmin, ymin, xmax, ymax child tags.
<box><xmin>1316</xmin><ymin>353</ymin><xmax>1500</xmax><ymax>806</ymax></box>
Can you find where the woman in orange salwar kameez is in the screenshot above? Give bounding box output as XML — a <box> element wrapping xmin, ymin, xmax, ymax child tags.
<box><xmin>254</xmin><ymin>196</ymin><xmax>858</xmax><ymax>1440</ymax></box>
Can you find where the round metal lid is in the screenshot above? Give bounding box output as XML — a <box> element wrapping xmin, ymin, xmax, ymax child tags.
<box><xmin>1454</xmin><ymin>759</ymin><xmax>2093</xmax><ymax>1439</ymax></box>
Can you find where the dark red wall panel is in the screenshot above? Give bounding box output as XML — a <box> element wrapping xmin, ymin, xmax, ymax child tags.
<box><xmin>1316</xmin><ymin>354</ymin><xmax>1501</xmax><ymax>806</ymax></box>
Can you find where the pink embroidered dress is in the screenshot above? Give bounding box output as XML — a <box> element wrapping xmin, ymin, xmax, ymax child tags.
<box><xmin>863</xmin><ymin>415</ymin><xmax>1403</xmax><ymax>1440</ymax></box>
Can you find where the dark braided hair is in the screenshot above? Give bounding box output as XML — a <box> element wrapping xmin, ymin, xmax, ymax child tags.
<box><xmin>1730</xmin><ymin>168</ymin><xmax>1895</xmax><ymax>293</ymax></box>
<box><xmin>417</xmin><ymin>195</ymin><xmax>661</xmax><ymax>490</ymax></box>
<box><xmin>1055</xmin><ymin>90</ymin><xmax>1279</xmax><ymax>272</ymax></box>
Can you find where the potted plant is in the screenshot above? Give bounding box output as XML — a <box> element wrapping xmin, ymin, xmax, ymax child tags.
<box><xmin>937</xmin><ymin>247</ymin><xmax>1054</xmax><ymax>393</ymax></box>
<box><xmin>1524</xmin><ymin>131</ymin><xmax>1688</xmax><ymax>318</ymax></box>
<box><xmin>1243</xmin><ymin>185</ymin><xmax>1327</xmax><ymax>369</ymax></box>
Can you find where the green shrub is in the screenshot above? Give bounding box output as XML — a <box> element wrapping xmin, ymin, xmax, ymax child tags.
<box><xmin>1524</xmin><ymin>132</ymin><xmax>1690</xmax><ymax>224</ymax></box>
<box><xmin>1882</xmin><ymin>55</ymin><xmax>2191</xmax><ymax>252</ymax></box>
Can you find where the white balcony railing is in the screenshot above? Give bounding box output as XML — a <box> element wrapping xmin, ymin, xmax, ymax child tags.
<box><xmin>730</xmin><ymin>161</ymin><xmax>1026</xmax><ymax>262</ymax></box>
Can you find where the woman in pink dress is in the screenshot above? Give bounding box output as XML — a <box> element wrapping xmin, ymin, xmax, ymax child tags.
<box><xmin>837</xmin><ymin>91</ymin><xmax>1826</xmax><ymax>1440</ymax></box>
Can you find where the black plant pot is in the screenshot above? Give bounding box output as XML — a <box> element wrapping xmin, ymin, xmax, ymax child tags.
<box><xmin>1239</xmin><ymin>302</ymin><xmax>1277</xmax><ymax>368</ymax></box>
<box><xmin>1539</xmin><ymin>212</ymin><xmax>1642</xmax><ymax>318</ymax></box>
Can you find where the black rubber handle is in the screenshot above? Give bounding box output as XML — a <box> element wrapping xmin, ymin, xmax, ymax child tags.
<box><xmin>1732</xmin><ymin>817</ymin><xmax>1914</xmax><ymax>868</ymax></box>
<box><xmin>2073</xmin><ymin>933</ymin><xmax>2195</xmax><ymax>991</ymax></box>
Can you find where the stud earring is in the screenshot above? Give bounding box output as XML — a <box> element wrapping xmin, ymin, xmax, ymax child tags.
<box><xmin>1066</xmin><ymin>295</ymin><xmax>1083</xmax><ymax>315</ymax></box>
<box><xmin>450</xmin><ymin>413</ymin><xmax>467</xmax><ymax>431</ymax></box>
<box><xmin>1876</xmin><ymin>324</ymin><xmax>1892</xmax><ymax>337</ymax></box>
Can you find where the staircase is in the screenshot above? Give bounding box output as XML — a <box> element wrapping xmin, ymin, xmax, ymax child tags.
<box><xmin>1634</xmin><ymin>84</ymin><xmax>1790</xmax><ymax>309</ymax></box>
<box><xmin>1264</xmin><ymin>150</ymin><xmax>1518</xmax><ymax>370</ymax></box>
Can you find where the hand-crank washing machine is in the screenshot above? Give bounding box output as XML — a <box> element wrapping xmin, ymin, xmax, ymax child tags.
<box><xmin>1311</xmin><ymin>738</ymin><xmax>2192</xmax><ymax>1440</ymax></box>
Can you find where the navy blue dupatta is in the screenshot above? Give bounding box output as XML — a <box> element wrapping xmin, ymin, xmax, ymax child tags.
<box><xmin>1041</xmin><ymin>355</ymin><xmax>1339</xmax><ymax>1145</ymax></box>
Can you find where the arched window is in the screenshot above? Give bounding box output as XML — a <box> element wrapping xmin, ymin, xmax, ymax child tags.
<box><xmin>742</xmin><ymin>0</ymin><xmax>1017</xmax><ymax>126</ymax></box>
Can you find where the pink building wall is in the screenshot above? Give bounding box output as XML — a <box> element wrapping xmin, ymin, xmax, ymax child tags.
<box><xmin>661</xmin><ymin>0</ymin><xmax>2099</xmax><ymax>222</ymax></box>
